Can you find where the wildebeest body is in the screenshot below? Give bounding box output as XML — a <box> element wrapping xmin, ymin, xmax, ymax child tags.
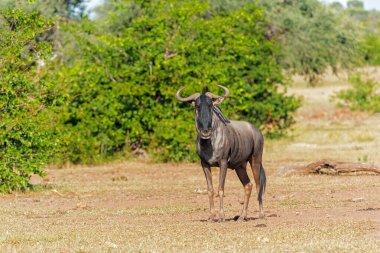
<box><xmin>197</xmin><ymin>115</ymin><xmax>264</xmax><ymax>171</ymax></box>
<box><xmin>176</xmin><ymin>85</ymin><xmax>266</xmax><ymax>222</ymax></box>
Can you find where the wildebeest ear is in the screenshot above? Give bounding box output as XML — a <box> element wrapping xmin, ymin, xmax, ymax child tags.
<box><xmin>212</xmin><ymin>97</ymin><xmax>225</xmax><ymax>106</ymax></box>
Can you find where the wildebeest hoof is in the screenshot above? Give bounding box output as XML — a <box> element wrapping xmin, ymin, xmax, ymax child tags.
<box><xmin>207</xmin><ymin>216</ymin><xmax>216</xmax><ymax>222</ymax></box>
<box><xmin>237</xmin><ymin>216</ymin><xmax>248</xmax><ymax>222</ymax></box>
<box><xmin>259</xmin><ymin>213</ymin><xmax>265</xmax><ymax>219</ymax></box>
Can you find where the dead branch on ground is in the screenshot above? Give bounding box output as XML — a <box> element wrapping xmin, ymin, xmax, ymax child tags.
<box><xmin>286</xmin><ymin>159</ymin><xmax>380</xmax><ymax>176</ymax></box>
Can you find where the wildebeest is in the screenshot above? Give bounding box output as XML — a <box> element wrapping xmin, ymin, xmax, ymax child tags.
<box><xmin>176</xmin><ymin>85</ymin><xmax>266</xmax><ymax>222</ymax></box>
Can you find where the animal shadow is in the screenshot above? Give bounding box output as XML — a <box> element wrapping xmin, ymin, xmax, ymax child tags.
<box><xmin>198</xmin><ymin>215</ymin><xmax>258</xmax><ymax>222</ymax></box>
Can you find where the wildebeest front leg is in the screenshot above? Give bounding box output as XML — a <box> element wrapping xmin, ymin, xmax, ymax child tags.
<box><xmin>202</xmin><ymin>162</ymin><xmax>215</xmax><ymax>222</ymax></box>
<box><xmin>235</xmin><ymin>166</ymin><xmax>252</xmax><ymax>221</ymax></box>
<box><xmin>218</xmin><ymin>160</ymin><xmax>228</xmax><ymax>222</ymax></box>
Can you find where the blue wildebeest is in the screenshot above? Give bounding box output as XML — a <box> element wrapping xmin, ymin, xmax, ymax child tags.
<box><xmin>176</xmin><ymin>85</ymin><xmax>266</xmax><ymax>222</ymax></box>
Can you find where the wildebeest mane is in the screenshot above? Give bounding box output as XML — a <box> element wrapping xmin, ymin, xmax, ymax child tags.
<box><xmin>213</xmin><ymin>106</ymin><xmax>230</xmax><ymax>125</ymax></box>
<box><xmin>202</xmin><ymin>86</ymin><xmax>209</xmax><ymax>94</ymax></box>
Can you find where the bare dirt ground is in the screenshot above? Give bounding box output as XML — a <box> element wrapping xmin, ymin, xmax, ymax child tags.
<box><xmin>1</xmin><ymin>69</ymin><xmax>380</xmax><ymax>252</ymax></box>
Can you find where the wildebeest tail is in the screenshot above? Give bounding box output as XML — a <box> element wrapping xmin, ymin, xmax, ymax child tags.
<box><xmin>258</xmin><ymin>163</ymin><xmax>266</xmax><ymax>205</ymax></box>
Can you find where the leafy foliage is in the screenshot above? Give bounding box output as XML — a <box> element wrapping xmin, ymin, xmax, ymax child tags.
<box><xmin>330</xmin><ymin>2</ymin><xmax>344</xmax><ymax>10</ymax></box>
<box><xmin>347</xmin><ymin>6</ymin><xmax>380</xmax><ymax>66</ymax></box>
<box><xmin>347</xmin><ymin>0</ymin><xmax>364</xmax><ymax>9</ymax></box>
<box><xmin>53</xmin><ymin>0</ymin><xmax>300</xmax><ymax>163</ymax></box>
<box><xmin>334</xmin><ymin>73</ymin><xmax>380</xmax><ymax>112</ymax></box>
<box><xmin>333</xmin><ymin>0</ymin><xmax>380</xmax><ymax>66</ymax></box>
<box><xmin>363</xmin><ymin>35</ymin><xmax>380</xmax><ymax>65</ymax></box>
<box><xmin>0</xmin><ymin>0</ymin><xmax>88</xmax><ymax>19</ymax></box>
<box><xmin>0</xmin><ymin>8</ymin><xmax>58</xmax><ymax>192</ymax></box>
<box><xmin>255</xmin><ymin>0</ymin><xmax>362</xmax><ymax>84</ymax></box>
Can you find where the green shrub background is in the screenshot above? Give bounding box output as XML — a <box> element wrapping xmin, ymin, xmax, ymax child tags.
<box><xmin>334</xmin><ymin>73</ymin><xmax>380</xmax><ymax>112</ymax></box>
<box><xmin>0</xmin><ymin>9</ymin><xmax>59</xmax><ymax>192</ymax></box>
<box><xmin>3</xmin><ymin>0</ymin><xmax>380</xmax><ymax>192</ymax></box>
<box><xmin>53</xmin><ymin>1</ymin><xmax>300</xmax><ymax>163</ymax></box>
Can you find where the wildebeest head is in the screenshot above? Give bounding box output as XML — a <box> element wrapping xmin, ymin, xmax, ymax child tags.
<box><xmin>176</xmin><ymin>85</ymin><xmax>229</xmax><ymax>139</ymax></box>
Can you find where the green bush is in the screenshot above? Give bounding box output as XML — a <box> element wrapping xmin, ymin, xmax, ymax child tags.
<box><xmin>363</xmin><ymin>35</ymin><xmax>380</xmax><ymax>65</ymax></box>
<box><xmin>0</xmin><ymin>8</ymin><xmax>58</xmax><ymax>192</ymax></box>
<box><xmin>52</xmin><ymin>0</ymin><xmax>300</xmax><ymax>163</ymax></box>
<box><xmin>334</xmin><ymin>73</ymin><xmax>380</xmax><ymax>112</ymax></box>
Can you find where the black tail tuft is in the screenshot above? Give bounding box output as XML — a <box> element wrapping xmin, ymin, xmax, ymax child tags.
<box><xmin>202</xmin><ymin>86</ymin><xmax>209</xmax><ymax>94</ymax></box>
<box><xmin>258</xmin><ymin>163</ymin><xmax>266</xmax><ymax>205</ymax></box>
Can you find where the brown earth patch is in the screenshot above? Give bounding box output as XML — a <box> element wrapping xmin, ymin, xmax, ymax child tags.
<box><xmin>1</xmin><ymin>161</ymin><xmax>379</xmax><ymax>252</ymax></box>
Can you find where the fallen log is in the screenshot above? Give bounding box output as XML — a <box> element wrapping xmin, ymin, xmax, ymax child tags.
<box><xmin>286</xmin><ymin>159</ymin><xmax>380</xmax><ymax>176</ymax></box>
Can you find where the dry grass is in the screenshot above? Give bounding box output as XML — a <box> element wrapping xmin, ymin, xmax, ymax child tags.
<box><xmin>1</xmin><ymin>68</ymin><xmax>380</xmax><ymax>252</ymax></box>
<box><xmin>1</xmin><ymin>164</ymin><xmax>379</xmax><ymax>252</ymax></box>
<box><xmin>268</xmin><ymin>67</ymin><xmax>380</xmax><ymax>165</ymax></box>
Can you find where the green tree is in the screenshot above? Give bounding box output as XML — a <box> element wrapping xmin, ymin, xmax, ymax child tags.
<box><xmin>347</xmin><ymin>0</ymin><xmax>364</xmax><ymax>9</ymax></box>
<box><xmin>330</xmin><ymin>2</ymin><xmax>344</xmax><ymax>10</ymax></box>
<box><xmin>347</xmin><ymin>1</ymin><xmax>368</xmax><ymax>20</ymax></box>
<box><xmin>0</xmin><ymin>8</ymin><xmax>58</xmax><ymax>192</ymax></box>
<box><xmin>344</xmin><ymin>4</ymin><xmax>380</xmax><ymax>65</ymax></box>
<box><xmin>255</xmin><ymin>0</ymin><xmax>362</xmax><ymax>84</ymax></box>
<box><xmin>0</xmin><ymin>0</ymin><xmax>87</xmax><ymax>19</ymax></box>
<box><xmin>0</xmin><ymin>0</ymin><xmax>89</xmax><ymax>66</ymax></box>
<box><xmin>54</xmin><ymin>0</ymin><xmax>300</xmax><ymax>163</ymax></box>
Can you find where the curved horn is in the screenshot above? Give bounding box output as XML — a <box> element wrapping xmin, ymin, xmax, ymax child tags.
<box><xmin>175</xmin><ymin>87</ymin><xmax>200</xmax><ymax>102</ymax></box>
<box><xmin>205</xmin><ymin>85</ymin><xmax>229</xmax><ymax>105</ymax></box>
<box><xmin>217</xmin><ymin>84</ymin><xmax>229</xmax><ymax>98</ymax></box>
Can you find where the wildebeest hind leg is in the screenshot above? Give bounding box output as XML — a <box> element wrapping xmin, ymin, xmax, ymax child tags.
<box><xmin>217</xmin><ymin>160</ymin><xmax>228</xmax><ymax>222</ymax></box>
<box><xmin>249</xmin><ymin>159</ymin><xmax>265</xmax><ymax>218</ymax></box>
<box><xmin>235</xmin><ymin>166</ymin><xmax>252</xmax><ymax>221</ymax></box>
